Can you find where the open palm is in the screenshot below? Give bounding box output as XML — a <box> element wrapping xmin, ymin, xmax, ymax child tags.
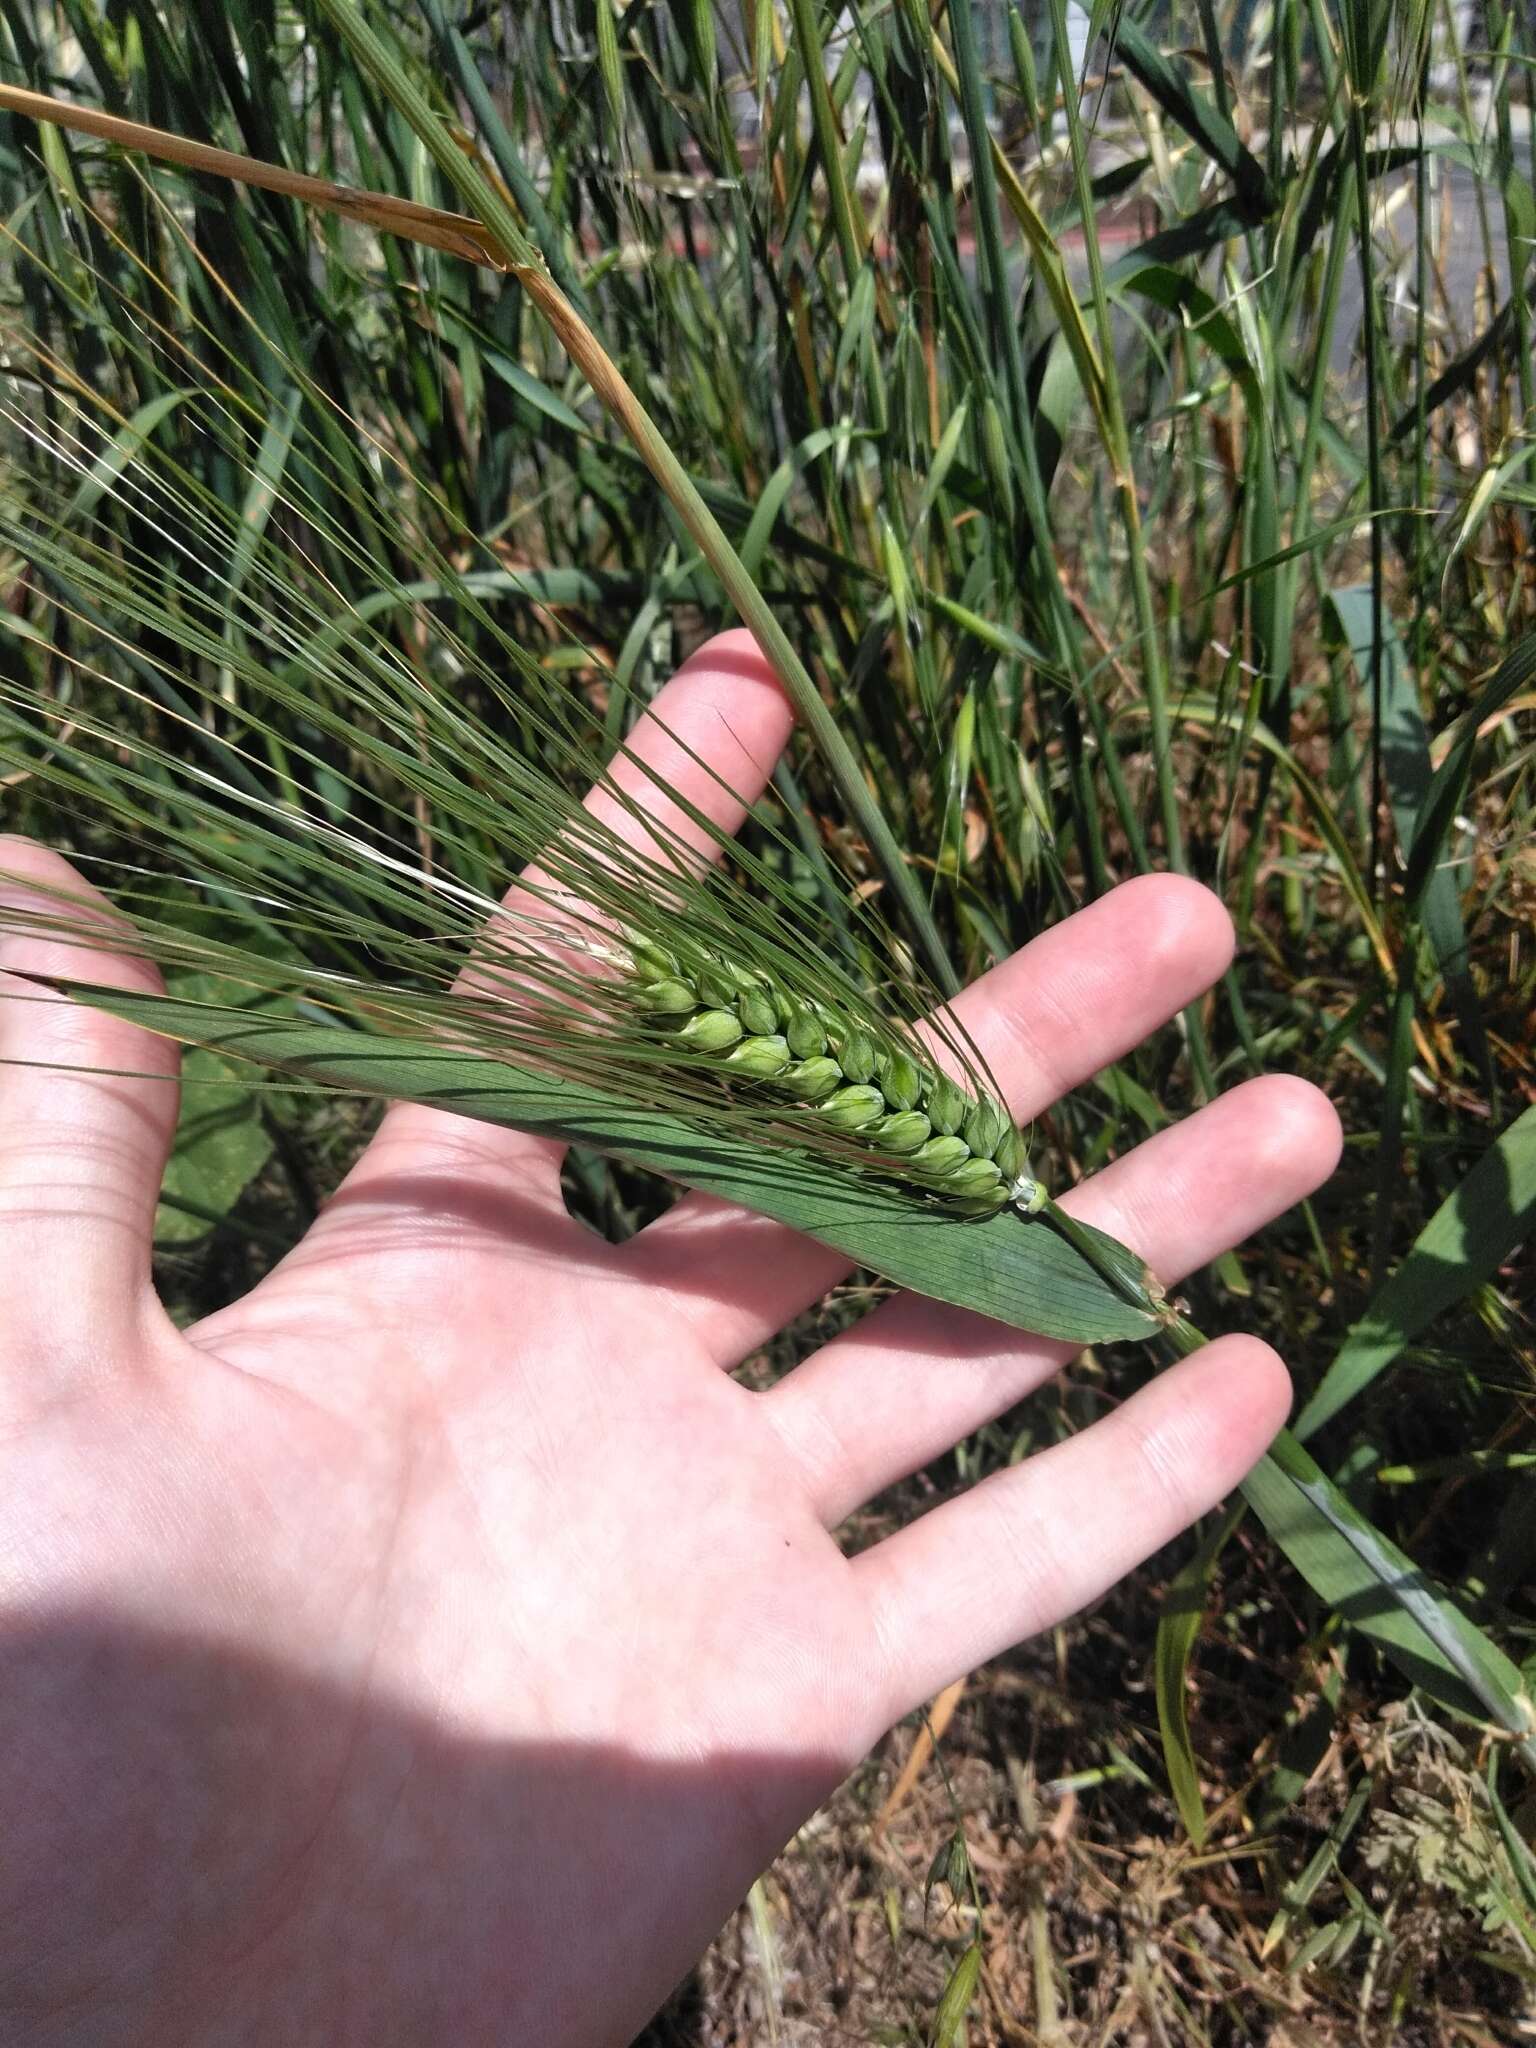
<box><xmin>0</xmin><ymin>632</ymin><xmax>1338</xmax><ymax>2046</ymax></box>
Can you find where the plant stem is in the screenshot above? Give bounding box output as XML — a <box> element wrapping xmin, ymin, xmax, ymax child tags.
<box><xmin>1041</xmin><ymin>0</ymin><xmax>1185</xmax><ymax>877</ymax></box>
<box><xmin>1347</xmin><ymin>93</ymin><xmax>1387</xmax><ymax>901</ymax></box>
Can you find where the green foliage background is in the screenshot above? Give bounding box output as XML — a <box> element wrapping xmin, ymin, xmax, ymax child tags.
<box><xmin>0</xmin><ymin>0</ymin><xmax>1532</xmax><ymax>2035</ymax></box>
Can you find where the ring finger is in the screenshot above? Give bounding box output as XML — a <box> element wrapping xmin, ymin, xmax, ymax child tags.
<box><xmin>766</xmin><ymin>1073</ymin><xmax>1340</xmax><ymax>1526</ymax></box>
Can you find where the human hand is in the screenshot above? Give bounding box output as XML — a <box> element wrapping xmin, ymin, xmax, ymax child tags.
<box><xmin>0</xmin><ymin>631</ymin><xmax>1339</xmax><ymax>2045</ymax></box>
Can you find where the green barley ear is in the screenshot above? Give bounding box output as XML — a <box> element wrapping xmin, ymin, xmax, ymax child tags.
<box><xmin>619</xmin><ymin>929</ymin><xmax>1038</xmax><ymax>1217</ymax></box>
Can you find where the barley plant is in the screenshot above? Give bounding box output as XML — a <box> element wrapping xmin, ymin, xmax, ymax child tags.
<box><xmin>0</xmin><ymin>0</ymin><xmax>1533</xmax><ymax>2038</ymax></box>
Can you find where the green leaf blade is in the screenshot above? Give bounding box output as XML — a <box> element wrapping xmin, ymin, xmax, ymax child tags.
<box><xmin>64</xmin><ymin>982</ymin><xmax>1163</xmax><ymax>1349</ymax></box>
<box><xmin>1243</xmin><ymin>1432</ymin><xmax>1536</xmax><ymax>1752</ymax></box>
<box><xmin>1298</xmin><ymin>1105</ymin><xmax>1536</xmax><ymax>1439</ymax></box>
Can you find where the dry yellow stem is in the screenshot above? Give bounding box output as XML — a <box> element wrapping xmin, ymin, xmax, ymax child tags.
<box><xmin>0</xmin><ymin>83</ymin><xmax>507</xmax><ymax>270</ymax></box>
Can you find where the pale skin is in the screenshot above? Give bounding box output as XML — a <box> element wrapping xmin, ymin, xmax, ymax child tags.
<box><xmin>0</xmin><ymin>631</ymin><xmax>1340</xmax><ymax>2045</ymax></box>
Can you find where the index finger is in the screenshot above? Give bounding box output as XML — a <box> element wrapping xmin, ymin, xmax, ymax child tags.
<box><xmin>318</xmin><ymin>629</ymin><xmax>795</xmax><ymax>1209</ymax></box>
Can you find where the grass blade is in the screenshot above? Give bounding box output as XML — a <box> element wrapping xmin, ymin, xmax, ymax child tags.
<box><xmin>1297</xmin><ymin>1104</ymin><xmax>1536</xmax><ymax>1439</ymax></box>
<box><xmin>1326</xmin><ymin>585</ymin><xmax>1492</xmax><ymax>1096</ymax></box>
<box><xmin>1243</xmin><ymin>1432</ymin><xmax>1536</xmax><ymax>1758</ymax></box>
<box><xmin>1110</xmin><ymin>11</ymin><xmax>1274</xmax><ymax>211</ymax></box>
<box><xmin>1404</xmin><ymin>635</ymin><xmax>1536</xmax><ymax>905</ymax></box>
<box><xmin>1155</xmin><ymin>1504</ymin><xmax>1244</xmax><ymax>1844</ymax></box>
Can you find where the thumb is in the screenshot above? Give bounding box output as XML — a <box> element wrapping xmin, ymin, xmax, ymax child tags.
<box><xmin>0</xmin><ymin>838</ymin><xmax>180</xmax><ymax>1356</ymax></box>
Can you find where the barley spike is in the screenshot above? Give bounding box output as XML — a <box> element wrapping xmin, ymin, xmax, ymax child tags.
<box><xmin>626</xmin><ymin>934</ymin><xmax>1043</xmax><ymax>1216</ymax></box>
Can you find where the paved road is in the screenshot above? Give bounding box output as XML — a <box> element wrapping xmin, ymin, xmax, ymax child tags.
<box><xmin>1331</xmin><ymin>157</ymin><xmax>1532</xmax><ymax>377</ymax></box>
